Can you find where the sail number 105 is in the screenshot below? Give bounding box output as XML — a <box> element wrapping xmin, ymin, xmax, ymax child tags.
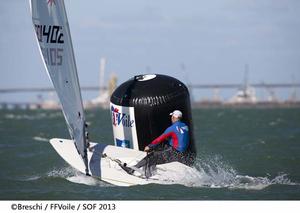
<box><xmin>41</xmin><ymin>47</ymin><xmax>63</xmax><ymax>66</ymax></box>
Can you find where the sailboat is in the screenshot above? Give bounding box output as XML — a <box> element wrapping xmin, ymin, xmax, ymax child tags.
<box><xmin>30</xmin><ymin>0</ymin><xmax>195</xmax><ymax>186</ymax></box>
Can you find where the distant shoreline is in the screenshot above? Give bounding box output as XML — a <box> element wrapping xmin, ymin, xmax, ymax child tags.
<box><xmin>192</xmin><ymin>101</ymin><xmax>300</xmax><ymax>109</ymax></box>
<box><xmin>1</xmin><ymin>101</ymin><xmax>300</xmax><ymax>110</ymax></box>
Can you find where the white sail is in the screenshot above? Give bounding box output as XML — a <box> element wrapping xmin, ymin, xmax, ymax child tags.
<box><xmin>30</xmin><ymin>0</ymin><xmax>87</xmax><ymax>161</ymax></box>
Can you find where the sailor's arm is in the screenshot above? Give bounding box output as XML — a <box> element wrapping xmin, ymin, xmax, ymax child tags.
<box><xmin>144</xmin><ymin>126</ymin><xmax>174</xmax><ymax>151</ymax></box>
<box><xmin>145</xmin><ymin>132</ymin><xmax>176</xmax><ymax>152</ymax></box>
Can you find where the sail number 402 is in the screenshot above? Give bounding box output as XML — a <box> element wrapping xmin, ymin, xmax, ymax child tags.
<box><xmin>34</xmin><ymin>25</ymin><xmax>64</xmax><ymax>44</ymax></box>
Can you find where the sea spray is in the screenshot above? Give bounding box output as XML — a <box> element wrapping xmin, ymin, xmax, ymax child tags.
<box><xmin>170</xmin><ymin>155</ymin><xmax>297</xmax><ymax>189</ymax></box>
<box><xmin>47</xmin><ymin>167</ymin><xmax>110</xmax><ymax>187</ymax></box>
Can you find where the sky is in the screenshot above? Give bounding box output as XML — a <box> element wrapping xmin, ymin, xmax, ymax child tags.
<box><xmin>0</xmin><ymin>0</ymin><xmax>300</xmax><ymax>102</ymax></box>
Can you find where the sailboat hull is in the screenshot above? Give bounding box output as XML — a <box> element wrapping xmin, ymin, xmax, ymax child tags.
<box><xmin>50</xmin><ymin>138</ymin><xmax>194</xmax><ymax>186</ymax></box>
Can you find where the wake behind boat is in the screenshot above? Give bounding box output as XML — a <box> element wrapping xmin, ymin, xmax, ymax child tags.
<box><xmin>30</xmin><ymin>0</ymin><xmax>197</xmax><ymax>186</ymax></box>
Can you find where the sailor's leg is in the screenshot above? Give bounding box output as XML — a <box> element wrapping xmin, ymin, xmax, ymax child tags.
<box><xmin>135</xmin><ymin>150</ymin><xmax>166</xmax><ymax>168</ymax></box>
<box><xmin>134</xmin><ymin>158</ymin><xmax>147</xmax><ymax>168</ymax></box>
<box><xmin>156</xmin><ymin>146</ymin><xmax>182</xmax><ymax>164</ymax></box>
<box><xmin>135</xmin><ymin>146</ymin><xmax>176</xmax><ymax>167</ymax></box>
<box><xmin>140</xmin><ymin>146</ymin><xmax>174</xmax><ymax>167</ymax></box>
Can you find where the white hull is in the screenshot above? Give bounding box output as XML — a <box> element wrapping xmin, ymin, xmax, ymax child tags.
<box><xmin>50</xmin><ymin>138</ymin><xmax>193</xmax><ymax>186</ymax></box>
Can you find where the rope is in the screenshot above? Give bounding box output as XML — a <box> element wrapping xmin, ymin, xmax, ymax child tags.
<box><xmin>102</xmin><ymin>153</ymin><xmax>122</xmax><ymax>165</ymax></box>
<box><xmin>102</xmin><ymin>153</ymin><xmax>135</xmax><ymax>175</ymax></box>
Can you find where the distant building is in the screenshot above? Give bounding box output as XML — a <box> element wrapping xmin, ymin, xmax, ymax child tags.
<box><xmin>84</xmin><ymin>58</ymin><xmax>118</xmax><ymax>109</ymax></box>
<box><xmin>227</xmin><ymin>64</ymin><xmax>257</xmax><ymax>104</ymax></box>
<box><xmin>227</xmin><ymin>86</ymin><xmax>257</xmax><ymax>104</ymax></box>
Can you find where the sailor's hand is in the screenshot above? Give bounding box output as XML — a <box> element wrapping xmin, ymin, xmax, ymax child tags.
<box><xmin>144</xmin><ymin>146</ymin><xmax>151</xmax><ymax>152</ymax></box>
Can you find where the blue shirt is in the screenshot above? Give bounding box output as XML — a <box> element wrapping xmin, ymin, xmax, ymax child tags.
<box><xmin>149</xmin><ymin>121</ymin><xmax>189</xmax><ymax>152</ymax></box>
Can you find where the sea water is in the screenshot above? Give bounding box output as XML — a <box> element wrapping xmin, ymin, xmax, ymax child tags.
<box><xmin>0</xmin><ymin>108</ymin><xmax>299</xmax><ymax>200</ymax></box>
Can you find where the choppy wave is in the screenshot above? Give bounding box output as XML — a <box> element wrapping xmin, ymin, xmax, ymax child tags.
<box><xmin>168</xmin><ymin>156</ymin><xmax>298</xmax><ymax>190</ymax></box>
<box><xmin>23</xmin><ymin>175</ymin><xmax>42</xmax><ymax>181</ymax></box>
<box><xmin>269</xmin><ymin>118</ymin><xmax>282</xmax><ymax>126</ymax></box>
<box><xmin>4</xmin><ymin>113</ymin><xmax>46</xmax><ymax>120</ymax></box>
<box><xmin>4</xmin><ymin>112</ymin><xmax>62</xmax><ymax>120</ymax></box>
<box><xmin>33</xmin><ymin>136</ymin><xmax>49</xmax><ymax>142</ymax></box>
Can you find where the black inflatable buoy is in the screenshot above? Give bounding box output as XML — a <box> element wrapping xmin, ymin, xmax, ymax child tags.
<box><xmin>110</xmin><ymin>74</ymin><xmax>196</xmax><ymax>162</ymax></box>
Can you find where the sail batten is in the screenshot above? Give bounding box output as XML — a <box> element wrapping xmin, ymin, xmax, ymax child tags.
<box><xmin>30</xmin><ymin>0</ymin><xmax>87</xmax><ymax>161</ymax></box>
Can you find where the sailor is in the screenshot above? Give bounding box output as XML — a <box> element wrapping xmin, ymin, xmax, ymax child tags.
<box><xmin>132</xmin><ymin>110</ymin><xmax>190</xmax><ymax>176</ymax></box>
